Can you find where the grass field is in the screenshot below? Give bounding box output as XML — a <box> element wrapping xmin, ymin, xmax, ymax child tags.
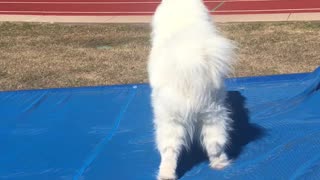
<box><xmin>0</xmin><ymin>22</ymin><xmax>319</xmax><ymax>91</ymax></box>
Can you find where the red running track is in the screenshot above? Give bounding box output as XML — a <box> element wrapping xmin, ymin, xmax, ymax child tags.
<box><xmin>0</xmin><ymin>0</ymin><xmax>320</xmax><ymax>16</ymax></box>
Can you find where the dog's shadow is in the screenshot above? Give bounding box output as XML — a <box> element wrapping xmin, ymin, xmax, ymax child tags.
<box><xmin>176</xmin><ymin>91</ymin><xmax>266</xmax><ymax>178</ymax></box>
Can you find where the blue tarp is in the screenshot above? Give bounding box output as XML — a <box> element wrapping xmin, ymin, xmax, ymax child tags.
<box><xmin>1</xmin><ymin>67</ymin><xmax>319</xmax><ymax>180</ymax></box>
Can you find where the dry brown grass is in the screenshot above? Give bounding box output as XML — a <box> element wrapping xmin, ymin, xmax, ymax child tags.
<box><xmin>221</xmin><ymin>22</ymin><xmax>320</xmax><ymax>77</ymax></box>
<box><xmin>0</xmin><ymin>21</ymin><xmax>319</xmax><ymax>91</ymax></box>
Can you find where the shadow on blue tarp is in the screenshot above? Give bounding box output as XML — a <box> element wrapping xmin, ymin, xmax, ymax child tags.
<box><xmin>177</xmin><ymin>91</ymin><xmax>266</xmax><ymax>178</ymax></box>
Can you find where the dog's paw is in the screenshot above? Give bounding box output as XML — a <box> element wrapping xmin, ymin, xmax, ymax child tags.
<box><xmin>157</xmin><ymin>173</ymin><xmax>176</xmax><ymax>180</ymax></box>
<box><xmin>158</xmin><ymin>165</ymin><xmax>177</xmax><ymax>180</ymax></box>
<box><xmin>209</xmin><ymin>153</ymin><xmax>231</xmax><ymax>170</ymax></box>
<box><xmin>157</xmin><ymin>176</ymin><xmax>176</xmax><ymax>180</ymax></box>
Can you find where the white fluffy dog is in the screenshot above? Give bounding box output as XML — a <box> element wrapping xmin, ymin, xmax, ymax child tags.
<box><xmin>148</xmin><ymin>0</ymin><xmax>235</xmax><ymax>179</ymax></box>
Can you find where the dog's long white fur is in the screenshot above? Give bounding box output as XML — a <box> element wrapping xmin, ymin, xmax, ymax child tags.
<box><xmin>148</xmin><ymin>0</ymin><xmax>235</xmax><ymax>179</ymax></box>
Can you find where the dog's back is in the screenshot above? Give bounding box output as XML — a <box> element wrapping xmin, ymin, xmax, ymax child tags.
<box><xmin>148</xmin><ymin>0</ymin><xmax>234</xmax><ymax>111</ymax></box>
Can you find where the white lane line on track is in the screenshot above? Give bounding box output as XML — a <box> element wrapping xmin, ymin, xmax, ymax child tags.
<box><xmin>214</xmin><ymin>8</ymin><xmax>320</xmax><ymax>12</ymax></box>
<box><xmin>0</xmin><ymin>11</ymin><xmax>154</xmax><ymax>13</ymax></box>
<box><xmin>0</xmin><ymin>0</ymin><xmax>283</xmax><ymax>4</ymax></box>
